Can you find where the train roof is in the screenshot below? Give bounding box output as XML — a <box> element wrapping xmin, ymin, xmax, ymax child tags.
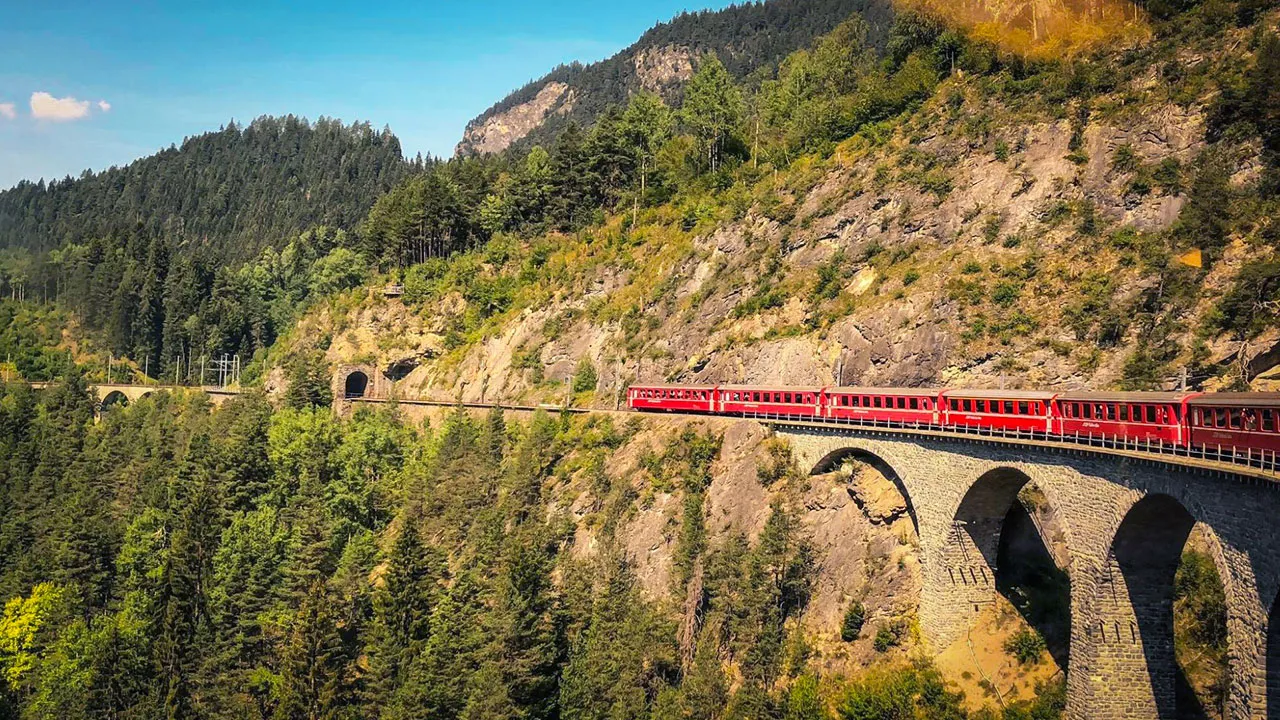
<box><xmin>1058</xmin><ymin>391</ymin><xmax>1196</xmax><ymax>403</ymax></box>
<box><xmin>629</xmin><ymin>383</ymin><xmax>717</xmax><ymax>390</ymax></box>
<box><xmin>1188</xmin><ymin>393</ymin><xmax>1280</xmax><ymax>407</ymax></box>
<box><xmin>718</xmin><ymin>385</ymin><xmax>825</xmax><ymax>392</ymax></box>
<box><xmin>827</xmin><ymin>386</ymin><xmax>938</xmax><ymax>395</ymax></box>
<box><xmin>940</xmin><ymin>389</ymin><xmax>1057</xmax><ymax>400</ymax></box>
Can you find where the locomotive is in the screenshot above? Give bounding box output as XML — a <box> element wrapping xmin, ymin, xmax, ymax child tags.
<box><xmin>626</xmin><ymin>384</ymin><xmax>1280</xmax><ymax>469</ymax></box>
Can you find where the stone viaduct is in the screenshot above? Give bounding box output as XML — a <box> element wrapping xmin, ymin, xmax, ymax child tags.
<box><xmin>777</xmin><ymin>422</ymin><xmax>1280</xmax><ymax>720</ymax></box>
<box><xmin>25</xmin><ymin>382</ymin><xmax>242</xmax><ymax>414</ymax></box>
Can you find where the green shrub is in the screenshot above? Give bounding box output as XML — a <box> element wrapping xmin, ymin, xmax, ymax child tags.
<box><xmin>572</xmin><ymin>358</ymin><xmax>598</xmax><ymax>393</ymax></box>
<box><xmin>902</xmin><ymin>269</ymin><xmax>921</xmax><ymax>286</ymax></box>
<box><xmin>992</xmin><ymin>282</ymin><xmax>1021</xmax><ymax>306</ymax></box>
<box><xmin>872</xmin><ymin>621</ymin><xmax>905</xmax><ymax>652</ymax></box>
<box><xmin>841</xmin><ymin>601</ymin><xmax>866</xmax><ymax>642</ymax></box>
<box><xmin>1004</xmin><ymin>628</ymin><xmax>1046</xmax><ymax>665</ymax></box>
<box><xmin>1112</xmin><ymin>143</ymin><xmax>1140</xmax><ymax>173</ymax></box>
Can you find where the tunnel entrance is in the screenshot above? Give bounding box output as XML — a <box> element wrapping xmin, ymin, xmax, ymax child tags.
<box><xmin>344</xmin><ymin>371</ymin><xmax>370</xmax><ymax>399</ymax></box>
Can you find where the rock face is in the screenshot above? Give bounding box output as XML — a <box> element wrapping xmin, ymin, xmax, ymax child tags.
<box><xmin>455</xmin><ymin>82</ymin><xmax>573</xmax><ymax>156</ymax></box>
<box><xmin>633</xmin><ymin>45</ymin><xmax>695</xmax><ymax>94</ymax></box>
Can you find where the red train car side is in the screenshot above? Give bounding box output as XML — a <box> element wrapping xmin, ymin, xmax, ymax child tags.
<box><xmin>717</xmin><ymin>385</ymin><xmax>823</xmax><ymax>418</ymax></box>
<box><xmin>941</xmin><ymin>390</ymin><xmax>1056</xmax><ymax>434</ymax></box>
<box><xmin>625</xmin><ymin>383</ymin><xmax>1280</xmax><ymax>471</ymax></box>
<box><xmin>627</xmin><ymin>384</ymin><xmax>717</xmax><ymax>413</ymax></box>
<box><xmin>1188</xmin><ymin>393</ymin><xmax>1280</xmax><ymax>457</ymax></box>
<box><xmin>824</xmin><ymin>387</ymin><xmax>939</xmax><ymax>426</ymax></box>
<box><xmin>1055</xmin><ymin>392</ymin><xmax>1194</xmax><ymax>446</ymax></box>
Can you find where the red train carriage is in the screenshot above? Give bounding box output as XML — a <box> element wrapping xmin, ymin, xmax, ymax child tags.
<box><xmin>824</xmin><ymin>387</ymin><xmax>940</xmax><ymax>426</ymax></box>
<box><xmin>627</xmin><ymin>384</ymin><xmax>717</xmax><ymax>413</ymax></box>
<box><xmin>1188</xmin><ymin>393</ymin><xmax>1280</xmax><ymax>458</ymax></box>
<box><xmin>940</xmin><ymin>389</ymin><xmax>1056</xmax><ymax>434</ymax></box>
<box><xmin>717</xmin><ymin>385</ymin><xmax>823</xmax><ymax>419</ymax></box>
<box><xmin>1055</xmin><ymin>392</ymin><xmax>1195</xmax><ymax>446</ymax></box>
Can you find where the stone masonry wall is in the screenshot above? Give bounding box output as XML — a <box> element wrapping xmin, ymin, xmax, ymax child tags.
<box><xmin>779</xmin><ymin>425</ymin><xmax>1280</xmax><ymax>720</ymax></box>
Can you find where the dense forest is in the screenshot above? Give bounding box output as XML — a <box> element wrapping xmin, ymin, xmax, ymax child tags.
<box><xmin>0</xmin><ymin>116</ymin><xmax>411</xmax><ymax>262</ymax></box>
<box><xmin>0</xmin><ymin>377</ymin><xmax>1069</xmax><ymax>720</ymax></box>
<box><xmin>456</xmin><ymin>0</ymin><xmax>897</xmax><ymax>154</ymax></box>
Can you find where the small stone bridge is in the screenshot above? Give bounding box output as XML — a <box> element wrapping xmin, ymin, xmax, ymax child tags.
<box><xmin>28</xmin><ymin>382</ymin><xmax>241</xmax><ymax>412</ymax></box>
<box><xmin>776</xmin><ymin>421</ymin><xmax>1280</xmax><ymax>720</ymax></box>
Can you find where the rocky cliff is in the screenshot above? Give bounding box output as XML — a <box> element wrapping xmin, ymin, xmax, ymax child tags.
<box><xmin>455</xmin><ymin>0</ymin><xmax>894</xmax><ymax>155</ymax></box>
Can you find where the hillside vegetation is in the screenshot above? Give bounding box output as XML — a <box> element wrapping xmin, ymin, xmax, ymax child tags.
<box><xmin>281</xmin><ymin>0</ymin><xmax>1278</xmax><ymax>402</ymax></box>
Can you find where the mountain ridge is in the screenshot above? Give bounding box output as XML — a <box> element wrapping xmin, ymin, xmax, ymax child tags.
<box><xmin>455</xmin><ymin>0</ymin><xmax>896</xmax><ymax>156</ymax></box>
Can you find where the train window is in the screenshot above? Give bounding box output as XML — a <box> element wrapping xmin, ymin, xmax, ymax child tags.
<box><xmin>1228</xmin><ymin>409</ymin><xmax>1242</xmax><ymax>429</ymax></box>
<box><xmin>908</xmin><ymin>398</ymin><xmax>917</xmax><ymax>410</ymax></box>
<box><xmin>1144</xmin><ymin>406</ymin><xmax>1155</xmax><ymax>423</ymax></box>
<box><xmin>1017</xmin><ymin>401</ymin><xmax>1028</xmax><ymax>415</ymax></box>
<box><xmin>1214</xmin><ymin>408</ymin><xmax>1226</xmax><ymax>427</ymax></box>
<box><xmin>1265</xmin><ymin>410</ymin><xmax>1276</xmax><ymax>432</ymax></box>
<box><xmin>1119</xmin><ymin>406</ymin><xmax>1129</xmax><ymax>422</ymax></box>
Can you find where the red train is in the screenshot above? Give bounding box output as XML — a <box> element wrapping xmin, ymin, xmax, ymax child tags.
<box><xmin>626</xmin><ymin>384</ymin><xmax>1280</xmax><ymax>468</ymax></box>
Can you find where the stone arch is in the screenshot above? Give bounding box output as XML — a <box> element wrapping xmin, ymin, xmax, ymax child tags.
<box><xmin>1091</xmin><ymin>493</ymin><xmax>1232</xmax><ymax>720</ymax></box>
<box><xmin>100</xmin><ymin>390</ymin><xmax>129</xmax><ymax>410</ymax></box>
<box><xmin>941</xmin><ymin>467</ymin><xmax>1072</xmax><ymax>670</ymax></box>
<box><xmin>344</xmin><ymin>371</ymin><xmax>370</xmax><ymax>399</ymax></box>
<box><xmin>810</xmin><ymin>445</ymin><xmax>918</xmax><ymax>533</ymax></box>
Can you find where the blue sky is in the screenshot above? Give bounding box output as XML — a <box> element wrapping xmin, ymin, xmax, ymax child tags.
<box><xmin>0</xmin><ymin>0</ymin><xmax>735</xmax><ymax>189</ymax></box>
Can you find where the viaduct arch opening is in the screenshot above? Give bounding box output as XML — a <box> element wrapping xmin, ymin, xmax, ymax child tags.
<box><xmin>948</xmin><ymin>468</ymin><xmax>1072</xmax><ymax>677</ymax></box>
<box><xmin>810</xmin><ymin>446</ymin><xmax>918</xmax><ymax>534</ymax></box>
<box><xmin>344</xmin><ymin>371</ymin><xmax>370</xmax><ymax>399</ymax></box>
<box><xmin>1095</xmin><ymin>494</ymin><xmax>1228</xmax><ymax>720</ymax></box>
<box><xmin>100</xmin><ymin>390</ymin><xmax>129</xmax><ymax>410</ymax></box>
<box><xmin>809</xmin><ymin>446</ymin><xmax>921</xmax><ymax>651</ymax></box>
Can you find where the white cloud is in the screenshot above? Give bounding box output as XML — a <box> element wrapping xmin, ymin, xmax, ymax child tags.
<box><xmin>97</xmin><ymin>100</ymin><xmax>111</xmax><ymax>112</ymax></box>
<box><xmin>0</xmin><ymin>103</ymin><xmax>14</xmax><ymax>120</ymax></box>
<box><xmin>30</xmin><ymin>92</ymin><xmax>91</xmax><ymax>121</ymax></box>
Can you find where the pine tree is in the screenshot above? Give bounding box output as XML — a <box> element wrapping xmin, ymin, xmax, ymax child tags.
<box><xmin>365</xmin><ymin>519</ymin><xmax>444</xmax><ymax>714</ymax></box>
<box><xmin>284</xmin><ymin>352</ymin><xmax>333</xmax><ymax>410</ymax></box>
<box><xmin>275</xmin><ymin>582</ymin><xmax>354</xmax><ymax>720</ymax></box>
<box><xmin>155</xmin><ymin>434</ymin><xmax>223</xmax><ymax>720</ymax></box>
